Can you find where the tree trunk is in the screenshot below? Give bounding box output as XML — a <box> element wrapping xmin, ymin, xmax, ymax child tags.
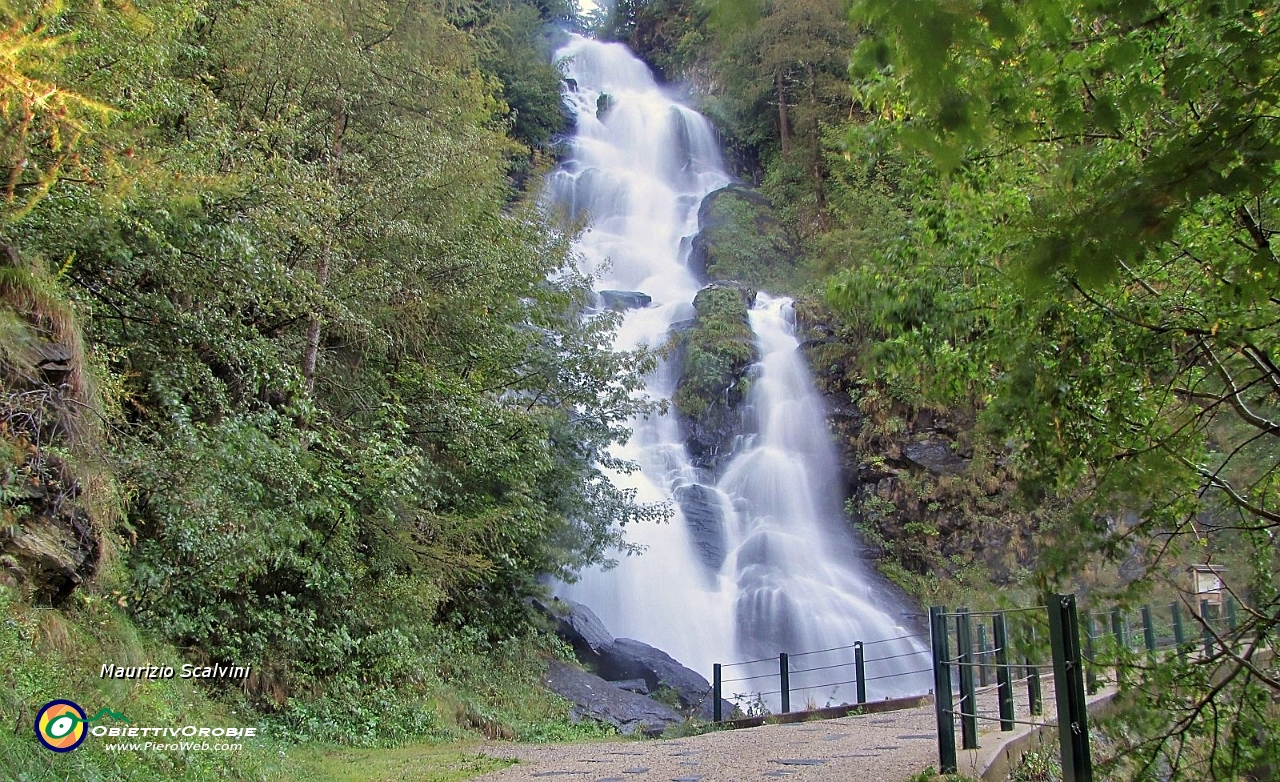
<box><xmin>776</xmin><ymin>69</ymin><xmax>790</xmax><ymax>155</ymax></box>
<box><xmin>303</xmin><ymin>104</ymin><xmax>346</xmax><ymax>396</ymax></box>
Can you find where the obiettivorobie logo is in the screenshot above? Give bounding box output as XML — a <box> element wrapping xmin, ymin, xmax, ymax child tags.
<box><xmin>34</xmin><ymin>699</ymin><xmax>257</xmax><ymax>753</ymax></box>
<box><xmin>34</xmin><ymin>700</ymin><xmax>129</xmax><ymax>752</ymax></box>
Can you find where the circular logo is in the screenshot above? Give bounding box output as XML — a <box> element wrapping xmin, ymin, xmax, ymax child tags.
<box><xmin>34</xmin><ymin>700</ymin><xmax>87</xmax><ymax>752</ymax></box>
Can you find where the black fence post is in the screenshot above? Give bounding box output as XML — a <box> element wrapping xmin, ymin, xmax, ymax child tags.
<box><xmin>1141</xmin><ymin>605</ymin><xmax>1156</xmax><ymax>657</ymax></box>
<box><xmin>930</xmin><ymin>606</ymin><xmax>957</xmax><ymax>774</ymax></box>
<box><xmin>1171</xmin><ymin>601</ymin><xmax>1186</xmax><ymax>662</ymax></box>
<box><xmin>1048</xmin><ymin>593</ymin><xmax>1094</xmax><ymax>782</ymax></box>
<box><xmin>1110</xmin><ymin>607</ymin><xmax>1126</xmax><ymax>649</ymax></box>
<box><xmin>779</xmin><ymin>653</ymin><xmax>790</xmax><ymax>714</ymax></box>
<box><xmin>1227</xmin><ymin>595</ymin><xmax>1238</xmax><ymax>631</ymax></box>
<box><xmin>1111</xmin><ymin>608</ymin><xmax>1128</xmax><ymax>688</ymax></box>
<box><xmin>956</xmin><ymin>607</ymin><xmax>978</xmax><ymax>750</ymax></box>
<box><xmin>978</xmin><ymin>623</ymin><xmax>990</xmax><ymax>687</ymax></box>
<box><xmin>994</xmin><ymin>612</ymin><xmax>1014</xmax><ymax>731</ymax></box>
<box><xmin>1084</xmin><ymin>614</ymin><xmax>1098</xmax><ymax>695</ymax></box>
<box><xmin>1201</xmin><ymin>600</ymin><xmax>1215</xmax><ymax>657</ymax></box>
<box><xmin>854</xmin><ymin>641</ymin><xmax>867</xmax><ymax>704</ymax></box>
<box><xmin>1027</xmin><ymin>652</ymin><xmax>1042</xmax><ymax>716</ymax></box>
<box><xmin>713</xmin><ymin>663</ymin><xmax>722</xmax><ymax>722</ymax></box>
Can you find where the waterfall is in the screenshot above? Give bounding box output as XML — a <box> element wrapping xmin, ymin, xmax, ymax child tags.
<box><xmin>548</xmin><ymin>34</ymin><xmax>930</xmax><ymax>708</ymax></box>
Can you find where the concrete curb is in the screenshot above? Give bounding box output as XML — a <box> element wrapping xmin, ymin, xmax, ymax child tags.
<box><xmin>963</xmin><ymin>687</ymin><xmax>1118</xmax><ymax>782</ymax></box>
<box><xmin>717</xmin><ymin>692</ymin><xmax>933</xmax><ymax>729</ymax></box>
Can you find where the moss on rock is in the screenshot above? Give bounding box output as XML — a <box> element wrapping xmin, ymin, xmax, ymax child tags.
<box><xmin>689</xmin><ymin>185</ymin><xmax>801</xmax><ymax>292</ymax></box>
<box><xmin>670</xmin><ymin>282</ymin><xmax>757</xmax><ymax>470</ymax></box>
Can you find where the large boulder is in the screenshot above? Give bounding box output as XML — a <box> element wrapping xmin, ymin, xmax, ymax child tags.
<box><xmin>597</xmin><ymin>638</ymin><xmax>733</xmax><ymax>722</ymax></box>
<box><xmin>688</xmin><ymin>184</ymin><xmax>800</xmax><ymax>291</ymax></box>
<box><xmin>536</xmin><ymin>597</ymin><xmax>733</xmax><ymax>722</ymax></box>
<box><xmin>598</xmin><ymin>290</ymin><xmax>652</xmax><ymax>310</ymax></box>
<box><xmin>543</xmin><ymin>660</ymin><xmax>684</xmax><ymax>736</ymax></box>
<box><xmin>532</xmin><ymin>597</ymin><xmax>615</xmax><ymax>667</ymax></box>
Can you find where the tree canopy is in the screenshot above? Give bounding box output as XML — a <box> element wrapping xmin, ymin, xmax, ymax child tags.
<box><xmin>0</xmin><ymin>0</ymin><xmax>657</xmax><ymax>739</ymax></box>
<box><xmin>832</xmin><ymin>0</ymin><xmax>1280</xmax><ymax>775</ymax></box>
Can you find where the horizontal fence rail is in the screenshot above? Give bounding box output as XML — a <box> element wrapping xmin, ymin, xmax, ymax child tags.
<box><xmin>710</xmin><ymin>630</ymin><xmax>932</xmax><ymax>722</ymax></box>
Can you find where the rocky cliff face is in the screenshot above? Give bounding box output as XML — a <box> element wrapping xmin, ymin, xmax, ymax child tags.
<box><xmin>0</xmin><ymin>261</ymin><xmax>105</xmax><ymax>604</ymax></box>
<box><xmin>794</xmin><ymin>300</ymin><xmax>1051</xmax><ymax>596</ymax></box>
<box><xmin>669</xmin><ymin>282</ymin><xmax>757</xmax><ymax>472</ymax></box>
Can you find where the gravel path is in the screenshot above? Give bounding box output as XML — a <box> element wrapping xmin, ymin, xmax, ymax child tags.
<box><xmin>475</xmin><ymin>680</ymin><xmax>1060</xmax><ymax>781</ymax></box>
<box><xmin>475</xmin><ymin>706</ymin><xmax>941</xmax><ymax>782</ymax></box>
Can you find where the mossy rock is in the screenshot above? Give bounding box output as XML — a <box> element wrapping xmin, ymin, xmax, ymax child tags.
<box><xmin>670</xmin><ymin>282</ymin><xmax>757</xmax><ymax>470</ymax></box>
<box><xmin>689</xmin><ymin>184</ymin><xmax>800</xmax><ymax>292</ymax></box>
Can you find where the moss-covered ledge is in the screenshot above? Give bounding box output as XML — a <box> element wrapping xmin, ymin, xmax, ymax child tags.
<box><xmin>689</xmin><ymin>184</ymin><xmax>800</xmax><ymax>292</ymax></box>
<box><xmin>669</xmin><ymin>282</ymin><xmax>757</xmax><ymax>471</ymax></box>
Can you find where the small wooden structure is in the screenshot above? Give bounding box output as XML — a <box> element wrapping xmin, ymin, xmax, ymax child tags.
<box><xmin>1187</xmin><ymin>564</ymin><xmax>1227</xmax><ymax>614</ymax></box>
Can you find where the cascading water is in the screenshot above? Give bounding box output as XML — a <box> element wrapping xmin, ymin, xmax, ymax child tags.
<box><xmin>548</xmin><ymin>33</ymin><xmax>930</xmax><ymax>707</ymax></box>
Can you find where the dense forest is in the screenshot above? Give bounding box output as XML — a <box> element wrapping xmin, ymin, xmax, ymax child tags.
<box><xmin>607</xmin><ymin>0</ymin><xmax>1279</xmax><ymax>777</ymax></box>
<box><xmin>0</xmin><ymin>0</ymin><xmax>656</xmax><ymax>777</ymax></box>
<box><xmin>1</xmin><ymin>0</ymin><xmax>1277</xmax><ymax>779</ymax></box>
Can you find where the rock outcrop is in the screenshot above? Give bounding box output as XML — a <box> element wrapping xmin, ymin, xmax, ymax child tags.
<box><xmin>689</xmin><ymin>184</ymin><xmax>799</xmax><ymax>292</ymax></box>
<box><xmin>669</xmin><ymin>282</ymin><xmax>757</xmax><ymax>472</ymax></box>
<box><xmin>543</xmin><ymin>660</ymin><xmax>684</xmax><ymax>736</ymax></box>
<box><xmin>532</xmin><ymin>596</ymin><xmax>616</xmax><ymax>667</ymax></box>
<box><xmin>597</xmin><ymin>638</ymin><xmax>729</xmax><ymax>721</ymax></box>
<box><xmin>0</xmin><ymin>265</ymin><xmax>104</xmax><ymax>604</ymax></box>
<box><xmin>598</xmin><ymin>290</ymin><xmax>653</xmax><ymax>310</ymax></box>
<box><xmin>535</xmin><ymin>597</ymin><xmax>733</xmax><ymax>723</ymax></box>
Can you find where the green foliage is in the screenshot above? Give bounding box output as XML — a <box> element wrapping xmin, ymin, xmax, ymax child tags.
<box><xmin>671</xmin><ymin>285</ymin><xmax>756</xmax><ymax>422</ymax></box>
<box><xmin>0</xmin><ymin>0</ymin><xmax>659</xmax><ymax>752</ymax></box>
<box><xmin>904</xmin><ymin>769</ymin><xmax>978</xmax><ymax>782</ymax></box>
<box><xmin>1009</xmin><ymin>750</ymin><xmax>1060</xmax><ymax>782</ymax></box>
<box><xmin>833</xmin><ymin>0</ymin><xmax>1280</xmax><ymax>776</ymax></box>
<box><xmin>287</xmin><ymin>743</ymin><xmax>514</xmax><ymax>782</ymax></box>
<box><xmin>0</xmin><ymin>586</ymin><xmax>288</xmax><ymax>781</ymax></box>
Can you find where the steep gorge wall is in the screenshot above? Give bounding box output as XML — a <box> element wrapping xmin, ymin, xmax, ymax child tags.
<box><xmin>0</xmin><ymin>260</ymin><xmax>105</xmax><ymax>605</ymax></box>
<box><xmin>794</xmin><ymin>304</ymin><xmax>1055</xmax><ymax>598</ymax></box>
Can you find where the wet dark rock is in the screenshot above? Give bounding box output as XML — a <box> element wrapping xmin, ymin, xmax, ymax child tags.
<box><xmin>597</xmin><ymin>638</ymin><xmax>732</xmax><ymax>722</ymax></box>
<box><xmin>542</xmin><ymin>661</ymin><xmax>683</xmax><ymax>736</ymax></box>
<box><xmin>599</xmin><ymin>290</ymin><xmax>653</xmax><ymax>310</ymax></box>
<box><xmin>673</xmin><ymin>483</ymin><xmax>727</xmax><ymax>573</ymax></box>
<box><xmin>902</xmin><ymin>439</ymin><xmax>969</xmax><ymax>475</ymax></box>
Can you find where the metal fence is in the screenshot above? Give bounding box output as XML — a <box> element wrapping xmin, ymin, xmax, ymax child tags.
<box><xmin>710</xmin><ymin>630</ymin><xmax>932</xmax><ymax>721</ymax></box>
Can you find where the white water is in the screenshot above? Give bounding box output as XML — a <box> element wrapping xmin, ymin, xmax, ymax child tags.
<box><xmin>548</xmin><ymin>34</ymin><xmax>930</xmax><ymax>707</ymax></box>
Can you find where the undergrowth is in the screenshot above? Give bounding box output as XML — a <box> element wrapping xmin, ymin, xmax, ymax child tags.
<box><xmin>0</xmin><ymin>585</ymin><xmax>613</xmax><ymax>781</ymax></box>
